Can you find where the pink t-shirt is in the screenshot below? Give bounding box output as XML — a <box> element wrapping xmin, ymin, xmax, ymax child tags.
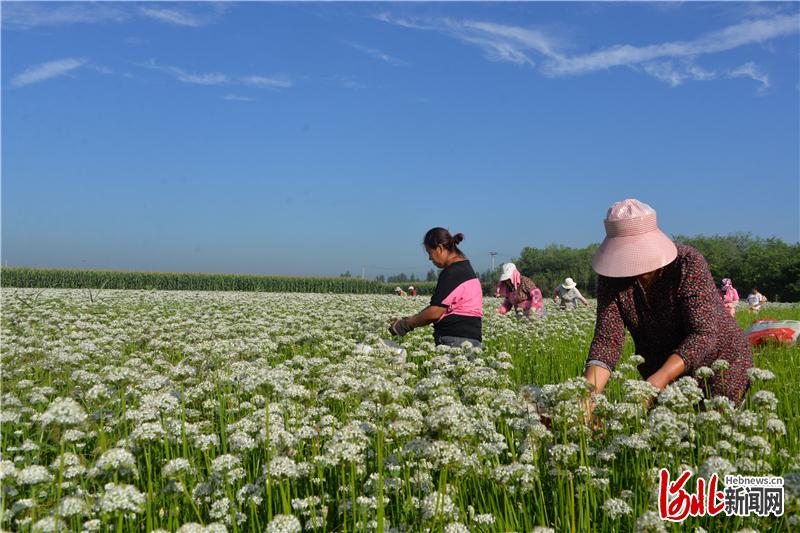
<box><xmin>430</xmin><ymin>260</ymin><xmax>484</xmax><ymax>341</ymax></box>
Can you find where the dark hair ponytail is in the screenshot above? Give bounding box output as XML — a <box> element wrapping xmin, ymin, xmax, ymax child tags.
<box><xmin>423</xmin><ymin>227</ymin><xmax>465</xmax><ymax>256</ymax></box>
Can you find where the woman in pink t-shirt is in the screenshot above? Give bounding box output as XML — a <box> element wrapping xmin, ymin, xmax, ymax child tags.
<box><xmin>389</xmin><ymin>228</ymin><xmax>483</xmax><ymax>348</ymax></box>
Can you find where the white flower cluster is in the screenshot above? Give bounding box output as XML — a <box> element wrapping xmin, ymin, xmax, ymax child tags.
<box><xmin>39</xmin><ymin>397</ymin><xmax>87</xmax><ymax>427</ymax></box>
<box><xmin>99</xmin><ymin>483</ymin><xmax>145</xmax><ymax>513</ymax></box>
<box><xmin>1</xmin><ymin>288</ymin><xmax>794</xmax><ymax>532</ymax></box>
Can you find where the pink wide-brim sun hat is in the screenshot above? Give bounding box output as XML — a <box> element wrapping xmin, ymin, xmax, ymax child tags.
<box><xmin>592</xmin><ymin>199</ymin><xmax>678</xmax><ymax>278</ymax></box>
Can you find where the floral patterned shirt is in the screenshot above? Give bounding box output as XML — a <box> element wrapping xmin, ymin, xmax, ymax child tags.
<box><xmin>586</xmin><ymin>244</ymin><xmax>753</xmax><ymax>404</ymax></box>
<box><xmin>496</xmin><ymin>275</ymin><xmax>539</xmax><ymax>308</ymax></box>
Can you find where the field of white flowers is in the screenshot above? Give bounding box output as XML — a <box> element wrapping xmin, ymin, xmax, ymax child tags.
<box><xmin>1</xmin><ymin>289</ymin><xmax>798</xmax><ymax>532</ymax></box>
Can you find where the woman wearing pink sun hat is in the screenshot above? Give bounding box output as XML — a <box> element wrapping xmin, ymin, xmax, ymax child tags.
<box><xmin>583</xmin><ymin>199</ymin><xmax>753</xmax><ymax>406</ymax></box>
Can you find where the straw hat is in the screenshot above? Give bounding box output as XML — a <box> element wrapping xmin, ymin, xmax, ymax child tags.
<box><xmin>562</xmin><ymin>277</ymin><xmax>577</xmax><ymax>290</ymax></box>
<box><xmin>408</xmin><ymin>286</ymin><xmax>415</xmax><ymax>290</ymax></box>
<box><xmin>592</xmin><ymin>198</ymin><xmax>678</xmax><ymax>278</ymax></box>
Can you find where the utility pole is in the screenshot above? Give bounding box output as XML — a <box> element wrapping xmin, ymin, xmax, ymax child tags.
<box><xmin>361</xmin><ymin>265</ymin><xmax>366</xmax><ymax>280</ymax></box>
<box><xmin>489</xmin><ymin>252</ymin><xmax>498</xmax><ymax>271</ymax></box>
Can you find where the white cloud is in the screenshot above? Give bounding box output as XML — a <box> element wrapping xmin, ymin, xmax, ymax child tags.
<box><xmin>89</xmin><ymin>65</ymin><xmax>114</xmax><ymax>75</ymax></box>
<box><xmin>376</xmin><ymin>11</ymin><xmax>799</xmax><ymax>89</ymax></box>
<box><xmin>454</xmin><ymin>19</ymin><xmax>563</xmax><ymax>62</ymax></box>
<box><xmin>138</xmin><ymin>62</ymin><xmax>294</xmax><ymax>91</ymax></box>
<box><xmin>642</xmin><ymin>62</ymin><xmax>686</xmax><ymax>87</ymax></box>
<box><xmin>328</xmin><ymin>75</ymin><xmax>367</xmax><ymax>90</ymax></box>
<box><xmin>729</xmin><ymin>62</ymin><xmax>770</xmax><ymax>93</ymax></box>
<box><xmin>544</xmin><ymin>13</ymin><xmax>799</xmax><ymax>76</ymax></box>
<box><xmin>347</xmin><ymin>42</ymin><xmax>407</xmax><ymax>66</ymax></box>
<box><xmin>686</xmin><ymin>63</ymin><xmax>718</xmax><ymax>82</ymax></box>
<box><xmin>240</xmin><ymin>75</ymin><xmax>293</xmax><ymax>89</ymax></box>
<box><xmin>373</xmin><ymin>12</ymin><xmax>429</xmax><ymax>31</ymax></box>
<box><xmin>223</xmin><ymin>94</ymin><xmax>256</xmax><ymax>102</ymax></box>
<box><xmin>636</xmin><ymin>59</ymin><xmax>722</xmax><ymax>87</ymax></box>
<box><xmin>139</xmin><ymin>7</ymin><xmax>205</xmax><ymax>28</ymax></box>
<box><xmin>636</xmin><ymin>58</ymin><xmax>771</xmax><ymax>92</ymax></box>
<box><xmin>2</xmin><ymin>3</ymin><xmax>128</xmax><ymax>29</ymax></box>
<box><xmin>141</xmin><ymin>60</ymin><xmax>227</xmax><ymax>85</ymax></box>
<box><xmin>375</xmin><ymin>13</ymin><xmax>557</xmax><ymax>66</ymax></box>
<box><xmin>3</xmin><ymin>3</ymin><xmax>229</xmax><ymax>29</ymax></box>
<box><xmin>11</xmin><ymin>58</ymin><xmax>87</xmax><ymax>88</ymax></box>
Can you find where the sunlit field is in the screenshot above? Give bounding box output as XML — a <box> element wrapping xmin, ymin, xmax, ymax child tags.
<box><xmin>1</xmin><ymin>289</ymin><xmax>798</xmax><ymax>532</ymax></box>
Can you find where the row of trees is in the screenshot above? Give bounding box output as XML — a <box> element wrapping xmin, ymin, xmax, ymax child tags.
<box><xmin>513</xmin><ymin>244</ymin><xmax>600</xmax><ymax>298</ymax></box>
<box><xmin>507</xmin><ymin>234</ymin><xmax>798</xmax><ymax>302</ymax></box>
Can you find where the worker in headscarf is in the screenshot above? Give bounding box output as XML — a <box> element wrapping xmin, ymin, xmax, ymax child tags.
<box><xmin>718</xmin><ymin>278</ymin><xmax>740</xmax><ymax>317</ymax></box>
<box><xmin>496</xmin><ymin>263</ymin><xmax>543</xmax><ymax>318</ymax></box>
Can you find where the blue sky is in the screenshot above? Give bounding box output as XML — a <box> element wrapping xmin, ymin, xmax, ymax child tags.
<box><xmin>3</xmin><ymin>1</ymin><xmax>799</xmax><ymax>278</ymax></box>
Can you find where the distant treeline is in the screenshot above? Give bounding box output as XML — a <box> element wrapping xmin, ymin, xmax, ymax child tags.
<box><xmin>512</xmin><ymin>234</ymin><xmax>799</xmax><ymax>302</ymax></box>
<box><xmin>0</xmin><ymin>268</ymin><xmax>439</xmax><ymax>295</ymax></box>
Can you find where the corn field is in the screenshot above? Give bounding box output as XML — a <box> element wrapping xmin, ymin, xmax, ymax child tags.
<box><xmin>0</xmin><ymin>268</ymin><xmax>443</xmax><ymax>295</ymax></box>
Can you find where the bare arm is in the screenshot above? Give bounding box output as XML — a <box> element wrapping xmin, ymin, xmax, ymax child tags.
<box><xmin>584</xmin><ymin>364</ymin><xmax>612</xmax><ymax>394</ymax></box>
<box><xmin>405</xmin><ymin>305</ymin><xmax>447</xmax><ymax>329</ymax></box>
<box><xmin>576</xmin><ymin>289</ymin><xmax>589</xmax><ymax>306</ymax></box>
<box><xmin>645</xmin><ymin>354</ymin><xmax>686</xmax><ymax>391</ymax></box>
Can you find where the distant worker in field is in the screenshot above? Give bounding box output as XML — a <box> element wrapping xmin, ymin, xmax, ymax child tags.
<box><xmin>718</xmin><ymin>278</ymin><xmax>740</xmax><ymax>317</ymax></box>
<box><xmin>747</xmin><ymin>288</ymin><xmax>767</xmax><ymax>313</ymax></box>
<box><xmin>408</xmin><ymin>286</ymin><xmax>417</xmax><ymax>297</ymax></box>
<box><xmin>389</xmin><ymin>228</ymin><xmax>483</xmax><ymax>348</ymax></box>
<box><xmin>393</xmin><ymin>286</ymin><xmax>407</xmax><ymax>297</ymax></box>
<box><xmin>582</xmin><ymin>198</ymin><xmax>753</xmax><ymax>412</ymax></box>
<box><xmin>553</xmin><ymin>277</ymin><xmax>589</xmax><ymax>310</ymax></box>
<box><xmin>496</xmin><ymin>263</ymin><xmax>544</xmax><ymax>318</ymax></box>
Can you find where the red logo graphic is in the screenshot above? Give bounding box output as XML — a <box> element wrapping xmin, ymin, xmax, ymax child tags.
<box><xmin>658</xmin><ymin>469</ymin><xmax>725</xmax><ymax>521</ymax></box>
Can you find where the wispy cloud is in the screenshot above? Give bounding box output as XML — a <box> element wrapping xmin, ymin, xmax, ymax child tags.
<box><xmin>240</xmin><ymin>75</ymin><xmax>293</xmax><ymax>89</ymax></box>
<box><xmin>376</xmin><ymin>11</ymin><xmax>799</xmax><ymax>89</ymax></box>
<box><xmin>373</xmin><ymin>12</ymin><xmax>429</xmax><ymax>31</ymax></box>
<box><xmin>3</xmin><ymin>2</ymin><xmax>229</xmax><ymax>29</ymax></box>
<box><xmin>686</xmin><ymin>63</ymin><xmax>718</xmax><ymax>82</ymax></box>
<box><xmin>642</xmin><ymin>62</ymin><xmax>686</xmax><ymax>88</ymax></box>
<box><xmin>139</xmin><ymin>61</ymin><xmax>294</xmax><ymax>91</ymax></box>
<box><xmin>544</xmin><ymin>13</ymin><xmax>798</xmax><ymax>76</ymax></box>
<box><xmin>140</xmin><ymin>60</ymin><xmax>227</xmax><ymax>85</ymax></box>
<box><xmin>328</xmin><ymin>75</ymin><xmax>367</xmax><ymax>90</ymax></box>
<box><xmin>729</xmin><ymin>62</ymin><xmax>770</xmax><ymax>93</ymax></box>
<box><xmin>139</xmin><ymin>7</ymin><xmax>206</xmax><ymax>28</ymax></box>
<box><xmin>89</xmin><ymin>65</ymin><xmax>114</xmax><ymax>75</ymax></box>
<box><xmin>636</xmin><ymin>59</ymin><xmax>770</xmax><ymax>92</ymax></box>
<box><xmin>374</xmin><ymin>12</ymin><xmax>562</xmax><ymax>67</ymax></box>
<box><xmin>2</xmin><ymin>3</ymin><xmax>128</xmax><ymax>29</ymax></box>
<box><xmin>11</xmin><ymin>57</ymin><xmax>87</xmax><ymax>88</ymax></box>
<box><xmin>223</xmin><ymin>94</ymin><xmax>256</xmax><ymax>102</ymax></box>
<box><xmin>347</xmin><ymin>42</ymin><xmax>407</xmax><ymax>66</ymax></box>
